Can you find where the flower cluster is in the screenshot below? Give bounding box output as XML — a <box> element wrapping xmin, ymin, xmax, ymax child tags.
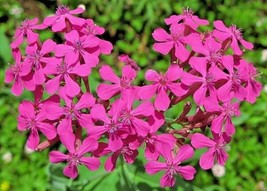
<box><xmin>5</xmin><ymin>6</ymin><xmax>262</xmax><ymax>187</ymax></box>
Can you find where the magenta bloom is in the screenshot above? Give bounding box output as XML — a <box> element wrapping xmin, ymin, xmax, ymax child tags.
<box><xmin>44</xmin><ymin>5</ymin><xmax>85</xmax><ymax>32</ymax></box>
<box><xmin>213</xmin><ymin>20</ymin><xmax>253</xmax><ymax>55</ymax></box>
<box><xmin>145</xmin><ymin>145</ymin><xmax>196</xmax><ymax>187</ymax></box>
<box><xmin>119</xmin><ymin>94</ymin><xmax>154</xmax><ymax>137</ymax></box>
<box><xmin>238</xmin><ymin>60</ymin><xmax>262</xmax><ymax>103</ymax></box>
<box><xmin>24</xmin><ymin>39</ymin><xmax>57</xmax><ymax>85</ymax></box>
<box><xmin>44</xmin><ymin>58</ymin><xmax>91</xmax><ymax>97</ymax></box>
<box><xmin>89</xmin><ymin>103</ymin><xmax>128</xmax><ymax>152</ymax></box>
<box><xmin>55</xmin><ymin>30</ymin><xmax>99</xmax><ymax>66</ymax></box>
<box><xmin>165</xmin><ymin>7</ymin><xmax>209</xmax><ymax>30</ymax></box>
<box><xmin>191</xmin><ymin>133</ymin><xmax>231</xmax><ymax>170</ymax></box>
<box><xmin>81</xmin><ymin>19</ymin><xmax>113</xmax><ymax>55</ymax></box>
<box><xmin>204</xmin><ymin>97</ymin><xmax>240</xmax><ymax>135</ymax></box>
<box><xmin>189</xmin><ymin>37</ymin><xmax>223</xmax><ymax>66</ymax></box>
<box><xmin>118</xmin><ymin>54</ymin><xmax>140</xmax><ymax>71</ymax></box>
<box><xmin>144</xmin><ymin>111</ymin><xmax>176</xmax><ymax>160</ymax></box>
<box><xmin>18</xmin><ymin>101</ymin><xmax>57</xmax><ymax>150</ymax></box>
<box><xmin>97</xmin><ymin>65</ymin><xmax>137</xmax><ymax>100</ymax></box>
<box><xmin>139</xmin><ymin>64</ymin><xmax>187</xmax><ymax>111</ymax></box>
<box><xmin>49</xmin><ymin>132</ymin><xmax>100</xmax><ymax>179</ymax></box>
<box><xmin>93</xmin><ymin>138</ymin><xmax>139</xmax><ymax>172</ymax></box>
<box><xmin>152</xmin><ymin>23</ymin><xmax>192</xmax><ymax>62</ymax></box>
<box><xmin>11</xmin><ymin>18</ymin><xmax>44</xmax><ymax>49</ymax></box>
<box><xmin>46</xmin><ymin>93</ymin><xmax>95</xmax><ymax>134</ymax></box>
<box><xmin>181</xmin><ymin>60</ymin><xmax>227</xmax><ymax>105</ymax></box>
<box><xmin>5</xmin><ymin>50</ymin><xmax>34</xmax><ymax>96</ymax></box>
<box><xmin>217</xmin><ymin>56</ymin><xmax>247</xmax><ymax>102</ymax></box>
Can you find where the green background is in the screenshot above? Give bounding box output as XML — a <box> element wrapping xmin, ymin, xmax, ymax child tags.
<box><xmin>0</xmin><ymin>0</ymin><xmax>267</xmax><ymax>190</ymax></box>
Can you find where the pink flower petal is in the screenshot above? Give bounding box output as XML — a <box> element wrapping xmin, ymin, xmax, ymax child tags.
<box><xmin>199</xmin><ymin>148</ymin><xmax>215</xmax><ymax>170</ymax></box>
<box><xmin>145</xmin><ymin>161</ymin><xmax>167</xmax><ymax>174</ymax></box>
<box><xmin>49</xmin><ymin>151</ymin><xmax>68</xmax><ymax>163</ymax></box>
<box><xmin>99</xmin><ymin>65</ymin><xmax>120</xmax><ymax>83</ymax></box>
<box><xmin>152</xmin><ymin>28</ymin><xmax>171</xmax><ymax>41</ymax></box>
<box><xmin>153</xmin><ymin>41</ymin><xmax>174</xmax><ymax>55</ymax></box>
<box><xmin>191</xmin><ymin>133</ymin><xmax>216</xmax><ymax>149</ymax></box>
<box><xmin>78</xmin><ymin>137</ymin><xmax>98</xmax><ymax>156</ymax></box>
<box><xmin>155</xmin><ymin>89</ymin><xmax>170</xmax><ymax>111</ymax></box>
<box><xmin>80</xmin><ymin>157</ymin><xmax>100</xmax><ymax>171</ymax></box>
<box><xmin>63</xmin><ymin>163</ymin><xmax>78</xmax><ymax>179</ymax></box>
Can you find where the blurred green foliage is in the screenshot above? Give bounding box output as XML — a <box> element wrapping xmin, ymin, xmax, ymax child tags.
<box><xmin>0</xmin><ymin>0</ymin><xmax>267</xmax><ymax>191</ymax></box>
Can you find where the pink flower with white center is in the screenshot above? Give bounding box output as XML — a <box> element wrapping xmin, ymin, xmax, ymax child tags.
<box><xmin>181</xmin><ymin>59</ymin><xmax>228</xmax><ymax>105</ymax></box>
<box><xmin>238</xmin><ymin>60</ymin><xmax>262</xmax><ymax>103</ymax></box>
<box><xmin>144</xmin><ymin>111</ymin><xmax>176</xmax><ymax>160</ymax></box>
<box><xmin>11</xmin><ymin>18</ymin><xmax>45</xmax><ymax>49</ymax></box>
<box><xmin>49</xmin><ymin>132</ymin><xmax>100</xmax><ymax>179</ymax></box>
<box><xmin>189</xmin><ymin>37</ymin><xmax>224</xmax><ymax>66</ymax></box>
<box><xmin>55</xmin><ymin>30</ymin><xmax>99</xmax><ymax>66</ymax></box>
<box><xmin>191</xmin><ymin>133</ymin><xmax>231</xmax><ymax>170</ymax></box>
<box><xmin>204</xmin><ymin>97</ymin><xmax>240</xmax><ymax>135</ymax></box>
<box><xmin>213</xmin><ymin>20</ymin><xmax>253</xmax><ymax>55</ymax></box>
<box><xmin>18</xmin><ymin>101</ymin><xmax>57</xmax><ymax>150</ymax></box>
<box><xmin>118</xmin><ymin>54</ymin><xmax>140</xmax><ymax>71</ymax></box>
<box><xmin>97</xmin><ymin>65</ymin><xmax>137</xmax><ymax>100</ymax></box>
<box><xmin>45</xmin><ymin>93</ymin><xmax>95</xmax><ymax>134</ymax></box>
<box><xmin>217</xmin><ymin>56</ymin><xmax>247</xmax><ymax>102</ymax></box>
<box><xmin>165</xmin><ymin>7</ymin><xmax>209</xmax><ymax>30</ymax></box>
<box><xmin>23</xmin><ymin>39</ymin><xmax>57</xmax><ymax>85</ymax></box>
<box><xmin>139</xmin><ymin>64</ymin><xmax>187</xmax><ymax>111</ymax></box>
<box><xmin>81</xmin><ymin>19</ymin><xmax>113</xmax><ymax>55</ymax></box>
<box><xmin>152</xmin><ymin>23</ymin><xmax>192</xmax><ymax>62</ymax></box>
<box><xmin>89</xmin><ymin>103</ymin><xmax>129</xmax><ymax>152</ymax></box>
<box><xmin>43</xmin><ymin>5</ymin><xmax>85</xmax><ymax>32</ymax></box>
<box><xmin>5</xmin><ymin>50</ymin><xmax>35</xmax><ymax>96</ymax></box>
<box><xmin>145</xmin><ymin>145</ymin><xmax>196</xmax><ymax>187</ymax></box>
<box><xmin>44</xmin><ymin>58</ymin><xmax>91</xmax><ymax>97</ymax></box>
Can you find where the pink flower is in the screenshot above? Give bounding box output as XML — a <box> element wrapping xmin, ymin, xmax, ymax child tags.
<box><xmin>217</xmin><ymin>56</ymin><xmax>247</xmax><ymax>102</ymax></box>
<box><xmin>49</xmin><ymin>132</ymin><xmax>100</xmax><ymax>179</ymax></box>
<box><xmin>144</xmin><ymin>111</ymin><xmax>176</xmax><ymax>160</ymax></box>
<box><xmin>11</xmin><ymin>18</ymin><xmax>45</xmax><ymax>49</ymax></box>
<box><xmin>5</xmin><ymin>50</ymin><xmax>35</xmax><ymax>96</ymax></box>
<box><xmin>181</xmin><ymin>59</ymin><xmax>228</xmax><ymax>105</ymax></box>
<box><xmin>93</xmin><ymin>137</ymin><xmax>139</xmax><ymax>172</ymax></box>
<box><xmin>45</xmin><ymin>93</ymin><xmax>95</xmax><ymax>134</ymax></box>
<box><xmin>145</xmin><ymin>145</ymin><xmax>196</xmax><ymax>187</ymax></box>
<box><xmin>191</xmin><ymin>133</ymin><xmax>231</xmax><ymax>170</ymax></box>
<box><xmin>44</xmin><ymin>58</ymin><xmax>91</xmax><ymax>97</ymax></box>
<box><xmin>165</xmin><ymin>7</ymin><xmax>209</xmax><ymax>30</ymax></box>
<box><xmin>44</xmin><ymin>5</ymin><xmax>85</xmax><ymax>32</ymax></box>
<box><xmin>204</xmin><ymin>97</ymin><xmax>240</xmax><ymax>135</ymax></box>
<box><xmin>119</xmin><ymin>93</ymin><xmax>154</xmax><ymax>137</ymax></box>
<box><xmin>238</xmin><ymin>60</ymin><xmax>262</xmax><ymax>103</ymax></box>
<box><xmin>81</xmin><ymin>19</ymin><xmax>113</xmax><ymax>55</ymax></box>
<box><xmin>55</xmin><ymin>30</ymin><xmax>99</xmax><ymax>66</ymax></box>
<box><xmin>97</xmin><ymin>65</ymin><xmax>137</xmax><ymax>100</ymax></box>
<box><xmin>152</xmin><ymin>23</ymin><xmax>192</xmax><ymax>62</ymax></box>
<box><xmin>213</xmin><ymin>20</ymin><xmax>253</xmax><ymax>55</ymax></box>
<box><xmin>118</xmin><ymin>54</ymin><xmax>140</xmax><ymax>70</ymax></box>
<box><xmin>18</xmin><ymin>101</ymin><xmax>57</xmax><ymax>150</ymax></box>
<box><xmin>189</xmin><ymin>37</ymin><xmax>223</xmax><ymax>66</ymax></box>
<box><xmin>139</xmin><ymin>64</ymin><xmax>187</xmax><ymax>111</ymax></box>
<box><xmin>89</xmin><ymin>102</ymin><xmax>128</xmax><ymax>152</ymax></box>
<box><xmin>23</xmin><ymin>39</ymin><xmax>57</xmax><ymax>85</ymax></box>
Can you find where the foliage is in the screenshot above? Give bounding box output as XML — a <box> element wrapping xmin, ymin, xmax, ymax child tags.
<box><xmin>0</xmin><ymin>0</ymin><xmax>267</xmax><ymax>191</ymax></box>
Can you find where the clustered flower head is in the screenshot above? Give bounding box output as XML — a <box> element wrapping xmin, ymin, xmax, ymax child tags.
<box><xmin>5</xmin><ymin>5</ymin><xmax>262</xmax><ymax>187</ymax></box>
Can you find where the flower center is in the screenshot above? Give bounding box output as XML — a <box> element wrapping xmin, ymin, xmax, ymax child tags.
<box><xmin>56</xmin><ymin>5</ymin><xmax>70</xmax><ymax>15</ymax></box>
<box><xmin>120</xmin><ymin>77</ymin><xmax>132</xmax><ymax>88</ymax></box>
<box><xmin>68</xmin><ymin>153</ymin><xmax>81</xmax><ymax>166</ymax></box>
<box><xmin>229</xmin><ymin>24</ymin><xmax>243</xmax><ymax>40</ymax></box>
<box><xmin>57</xmin><ymin>62</ymin><xmax>68</xmax><ymax>74</ymax></box>
<box><xmin>183</xmin><ymin>7</ymin><xmax>194</xmax><ymax>17</ymax></box>
<box><xmin>28</xmin><ymin>50</ymin><xmax>42</xmax><ymax>69</ymax></box>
